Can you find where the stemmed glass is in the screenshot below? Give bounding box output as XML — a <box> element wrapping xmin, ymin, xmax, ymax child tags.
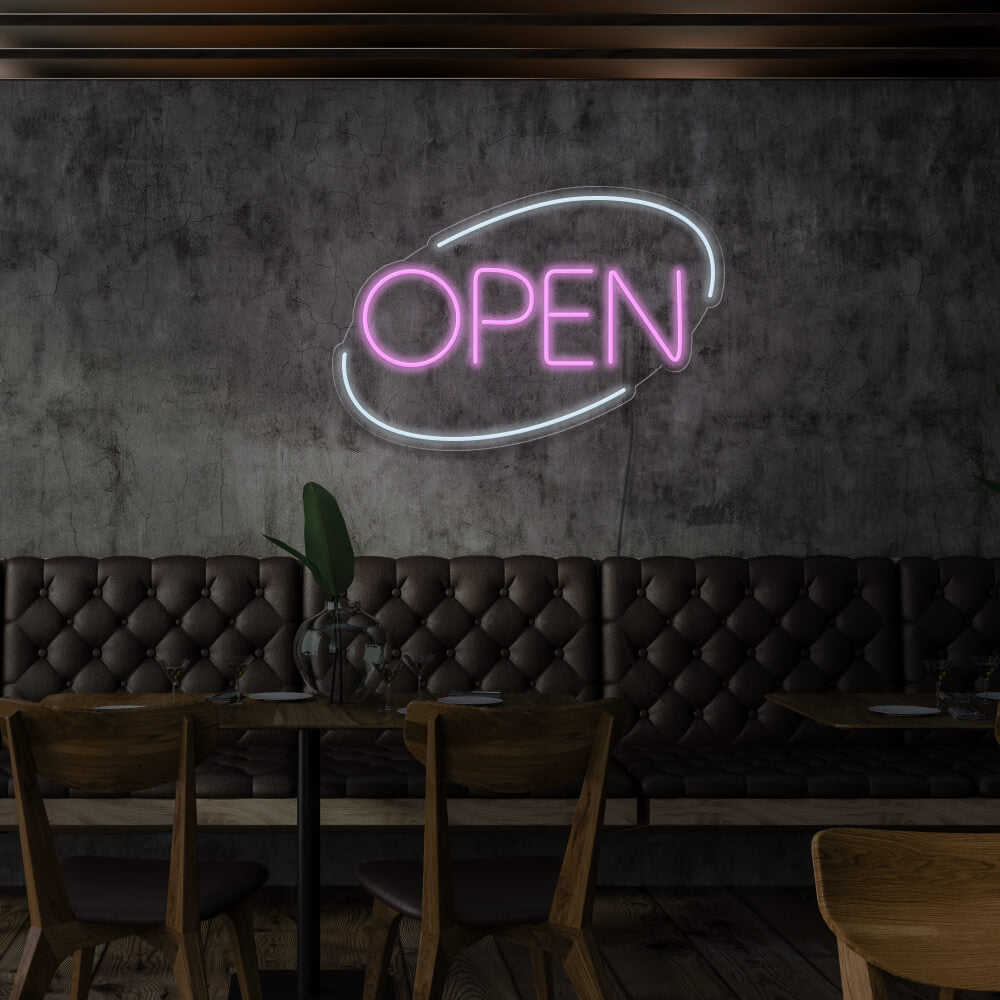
<box><xmin>922</xmin><ymin>658</ymin><xmax>954</xmax><ymax>710</ymax></box>
<box><xmin>376</xmin><ymin>658</ymin><xmax>401</xmax><ymax>713</ymax></box>
<box><xmin>158</xmin><ymin>658</ymin><xmax>192</xmax><ymax>698</ymax></box>
<box><xmin>403</xmin><ymin>653</ymin><xmax>434</xmax><ymax>699</ymax></box>
<box><xmin>973</xmin><ymin>654</ymin><xmax>1000</xmax><ymax>704</ymax></box>
<box><xmin>228</xmin><ymin>655</ymin><xmax>254</xmax><ymax>704</ymax></box>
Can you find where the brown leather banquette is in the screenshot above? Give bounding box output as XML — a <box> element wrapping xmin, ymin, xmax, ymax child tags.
<box><xmin>1</xmin><ymin>554</ymin><xmax>999</xmax><ymax>819</ymax></box>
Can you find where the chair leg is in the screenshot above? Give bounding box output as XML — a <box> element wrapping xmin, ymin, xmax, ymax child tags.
<box><xmin>172</xmin><ymin>928</ymin><xmax>211</xmax><ymax>1000</ymax></box>
<box><xmin>71</xmin><ymin>947</ymin><xmax>95</xmax><ymax>1000</ymax></box>
<box><xmin>363</xmin><ymin>898</ymin><xmax>403</xmax><ymax>1000</ymax></box>
<box><xmin>529</xmin><ymin>944</ymin><xmax>553</xmax><ymax>1000</ymax></box>
<box><xmin>10</xmin><ymin>927</ymin><xmax>59</xmax><ymax>1000</ymax></box>
<box><xmin>938</xmin><ymin>991</ymin><xmax>956</xmax><ymax>1000</ymax></box>
<box><xmin>222</xmin><ymin>900</ymin><xmax>263</xmax><ymax>1000</ymax></box>
<box><xmin>561</xmin><ymin>928</ymin><xmax>615</xmax><ymax>1000</ymax></box>
<box><xmin>837</xmin><ymin>940</ymin><xmax>888</xmax><ymax>1000</ymax></box>
<box><xmin>412</xmin><ymin>928</ymin><xmax>449</xmax><ymax>1000</ymax></box>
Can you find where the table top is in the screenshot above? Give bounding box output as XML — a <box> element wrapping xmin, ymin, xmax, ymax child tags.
<box><xmin>35</xmin><ymin>691</ymin><xmax>576</xmax><ymax>730</ymax></box>
<box><xmin>766</xmin><ymin>691</ymin><xmax>999</xmax><ymax>730</ymax></box>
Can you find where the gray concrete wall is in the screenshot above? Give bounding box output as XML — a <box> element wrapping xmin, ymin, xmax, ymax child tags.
<box><xmin>1</xmin><ymin>80</ymin><xmax>998</xmax><ymax>560</ymax></box>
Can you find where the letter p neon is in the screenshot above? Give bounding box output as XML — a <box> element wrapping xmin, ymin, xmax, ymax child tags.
<box><xmin>470</xmin><ymin>266</ymin><xmax>535</xmax><ymax>367</ymax></box>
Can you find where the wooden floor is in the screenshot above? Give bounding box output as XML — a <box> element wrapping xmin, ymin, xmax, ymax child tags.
<box><xmin>0</xmin><ymin>885</ymin><xmax>995</xmax><ymax>999</ymax></box>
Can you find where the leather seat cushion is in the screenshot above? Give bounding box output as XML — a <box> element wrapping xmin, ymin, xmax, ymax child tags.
<box><xmin>614</xmin><ymin>744</ymin><xmax>976</xmax><ymax>798</ymax></box>
<box><xmin>356</xmin><ymin>856</ymin><xmax>562</xmax><ymax>925</ymax></box>
<box><xmin>931</xmin><ymin>746</ymin><xmax>1000</xmax><ymax>796</ymax></box>
<box><xmin>133</xmin><ymin>744</ymin><xmax>296</xmax><ymax>799</ymax></box>
<box><xmin>319</xmin><ymin>744</ymin><xmax>636</xmax><ymax>798</ymax></box>
<box><xmin>0</xmin><ymin>745</ymin><xmax>295</xmax><ymax>799</ymax></box>
<box><xmin>62</xmin><ymin>856</ymin><xmax>268</xmax><ymax>924</ymax></box>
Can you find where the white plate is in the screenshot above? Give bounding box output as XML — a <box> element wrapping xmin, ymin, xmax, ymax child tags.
<box><xmin>247</xmin><ymin>692</ymin><xmax>314</xmax><ymax>702</ymax></box>
<box><xmin>868</xmin><ymin>704</ymin><xmax>941</xmax><ymax>716</ymax></box>
<box><xmin>93</xmin><ymin>704</ymin><xmax>144</xmax><ymax>710</ymax></box>
<box><xmin>438</xmin><ymin>694</ymin><xmax>504</xmax><ymax>706</ymax></box>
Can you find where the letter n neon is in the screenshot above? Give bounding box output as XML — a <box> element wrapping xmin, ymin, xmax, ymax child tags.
<box><xmin>606</xmin><ymin>267</ymin><xmax>687</xmax><ymax>368</ymax></box>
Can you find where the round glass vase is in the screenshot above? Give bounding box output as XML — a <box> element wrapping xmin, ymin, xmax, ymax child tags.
<box><xmin>294</xmin><ymin>598</ymin><xmax>388</xmax><ymax>704</ymax></box>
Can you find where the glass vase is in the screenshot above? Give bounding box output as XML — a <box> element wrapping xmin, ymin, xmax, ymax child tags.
<box><xmin>294</xmin><ymin>598</ymin><xmax>388</xmax><ymax>704</ymax></box>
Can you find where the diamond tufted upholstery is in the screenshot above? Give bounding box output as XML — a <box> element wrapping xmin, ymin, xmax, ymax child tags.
<box><xmin>601</xmin><ymin>556</ymin><xmax>920</xmax><ymax>798</ymax></box>
<box><xmin>308</xmin><ymin>555</ymin><xmax>601</xmax><ymax>753</ymax></box>
<box><xmin>899</xmin><ymin>557</ymin><xmax>1000</xmax><ymax>687</ymax></box>
<box><xmin>311</xmin><ymin>555</ymin><xmax>601</xmax><ymax>698</ymax></box>
<box><xmin>602</xmin><ymin>556</ymin><xmax>899</xmax><ymax>746</ymax></box>
<box><xmin>3</xmin><ymin>553</ymin><xmax>1000</xmax><ymax>807</ymax></box>
<box><xmin>898</xmin><ymin>556</ymin><xmax>1000</xmax><ymax>747</ymax></box>
<box><xmin>2</xmin><ymin>556</ymin><xmax>301</xmax><ymax>797</ymax></box>
<box><xmin>307</xmin><ymin>555</ymin><xmax>627</xmax><ymax>796</ymax></box>
<box><xmin>2</xmin><ymin>556</ymin><xmax>301</xmax><ymax>700</ymax></box>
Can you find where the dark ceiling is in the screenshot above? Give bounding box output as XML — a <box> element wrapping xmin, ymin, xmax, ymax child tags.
<box><xmin>1</xmin><ymin>2</ymin><xmax>999</xmax><ymax>78</ymax></box>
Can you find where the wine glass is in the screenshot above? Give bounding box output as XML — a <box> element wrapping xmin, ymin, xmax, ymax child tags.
<box><xmin>922</xmin><ymin>658</ymin><xmax>956</xmax><ymax>710</ymax></box>
<box><xmin>403</xmin><ymin>653</ymin><xmax>434</xmax><ymax>699</ymax></box>
<box><xmin>228</xmin><ymin>655</ymin><xmax>254</xmax><ymax>704</ymax></box>
<box><xmin>973</xmin><ymin>654</ymin><xmax>1000</xmax><ymax>704</ymax></box>
<box><xmin>376</xmin><ymin>658</ymin><xmax>401</xmax><ymax>713</ymax></box>
<box><xmin>158</xmin><ymin>658</ymin><xmax>192</xmax><ymax>698</ymax></box>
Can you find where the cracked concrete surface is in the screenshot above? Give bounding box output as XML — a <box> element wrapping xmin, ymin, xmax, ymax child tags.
<box><xmin>0</xmin><ymin>80</ymin><xmax>998</xmax><ymax>559</ymax></box>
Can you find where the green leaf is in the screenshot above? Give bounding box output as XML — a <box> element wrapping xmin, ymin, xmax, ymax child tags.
<box><xmin>262</xmin><ymin>533</ymin><xmax>333</xmax><ymax>598</ymax></box>
<box><xmin>301</xmin><ymin>482</ymin><xmax>355</xmax><ymax>597</ymax></box>
<box><xmin>976</xmin><ymin>476</ymin><xmax>1000</xmax><ymax>494</ymax></box>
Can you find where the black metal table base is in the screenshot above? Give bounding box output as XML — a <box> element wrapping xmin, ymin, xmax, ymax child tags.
<box><xmin>229</xmin><ymin>968</ymin><xmax>367</xmax><ymax>999</ymax></box>
<box><xmin>229</xmin><ymin>733</ymin><xmax>397</xmax><ymax>998</ymax></box>
<box><xmin>229</xmin><ymin>732</ymin><xmax>394</xmax><ymax>1000</ymax></box>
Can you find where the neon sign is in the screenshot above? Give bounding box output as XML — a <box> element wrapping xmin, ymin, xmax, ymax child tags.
<box><xmin>334</xmin><ymin>187</ymin><xmax>724</xmax><ymax>450</ymax></box>
<box><xmin>358</xmin><ymin>264</ymin><xmax>688</xmax><ymax>371</ymax></box>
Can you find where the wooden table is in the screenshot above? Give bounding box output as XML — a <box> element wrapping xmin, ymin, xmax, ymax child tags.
<box><xmin>765</xmin><ymin>691</ymin><xmax>999</xmax><ymax>730</ymax></box>
<box><xmin>40</xmin><ymin>690</ymin><xmax>572</xmax><ymax>999</ymax></box>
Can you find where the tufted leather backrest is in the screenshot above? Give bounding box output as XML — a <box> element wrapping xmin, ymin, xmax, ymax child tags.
<box><xmin>304</xmin><ymin>555</ymin><xmax>600</xmax><ymax>747</ymax></box>
<box><xmin>898</xmin><ymin>557</ymin><xmax>1000</xmax><ymax>746</ymax></box>
<box><xmin>602</xmin><ymin>556</ymin><xmax>900</xmax><ymax>746</ymax></box>
<box><xmin>2</xmin><ymin>556</ymin><xmax>301</xmax><ymax>700</ymax></box>
<box><xmin>899</xmin><ymin>557</ymin><xmax>1000</xmax><ymax>687</ymax></box>
<box><xmin>305</xmin><ymin>555</ymin><xmax>601</xmax><ymax>697</ymax></box>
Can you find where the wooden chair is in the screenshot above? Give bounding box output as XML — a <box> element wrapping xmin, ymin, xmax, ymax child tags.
<box><xmin>0</xmin><ymin>701</ymin><xmax>267</xmax><ymax>1000</ymax></box>
<box><xmin>813</xmin><ymin>826</ymin><xmax>1000</xmax><ymax>1000</ymax></box>
<box><xmin>357</xmin><ymin>698</ymin><xmax>625</xmax><ymax>1000</ymax></box>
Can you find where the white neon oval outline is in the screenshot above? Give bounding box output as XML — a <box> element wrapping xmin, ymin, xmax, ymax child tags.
<box><xmin>340</xmin><ymin>352</ymin><xmax>628</xmax><ymax>445</ymax></box>
<box><xmin>436</xmin><ymin>193</ymin><xmax>719</xmax><ymax>301</ymax></box>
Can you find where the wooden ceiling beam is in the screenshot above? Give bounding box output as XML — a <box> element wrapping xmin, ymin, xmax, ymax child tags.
<box><xmin>0</xmin><ymin>4</ymin><xmax>997</xmax><ymax>78</ymax></box>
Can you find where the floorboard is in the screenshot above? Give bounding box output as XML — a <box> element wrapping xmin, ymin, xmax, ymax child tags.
<box><xmin>592</xmin><ymin>889</ymin><xmax>725</xmax><ymax>1000</ymax></box>
<box><xmin>0</xmin><ymin>885</ymin><xmax>995</xmax><ymax>999</ymax></box>
<box><xmin>649</xmin><ymin>887</ymin><xmax>846</xmax><ymax>1000</ymax></box>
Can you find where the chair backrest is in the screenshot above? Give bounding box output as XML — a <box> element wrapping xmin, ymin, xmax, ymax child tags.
<box><xmin>403</xmin><ymin>698</ymin><xmax>624</xmax><ymax>931</ymax></box>
<box><xmin>403</xmin><ymin>698</ymin><xmax>625</xmax><ymax>793</ymax></box>
<box><xmin>813</xmin><ymin>827</ymin><xmax>1000</xmax><ymax>992</ymax></box>
<box><xmin>1</xmin><ymin>701</ymin><xmax>216</xmax><ymax>933</ymax></box>
<box><xmin>8</xmin><ymin>701</ymin><xmax>218</xmax><ymax>793</ymax></box>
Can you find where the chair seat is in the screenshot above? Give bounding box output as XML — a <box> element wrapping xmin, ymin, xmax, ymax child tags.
<box><xmin>62</xmin><ymin>856</ymin><xmax>268</xmax><ymax>924</ymax></box>
<box><xmin>356</xmin><ymin>856</ymin><xmax>562</xmax><ymax>925</ymax></box>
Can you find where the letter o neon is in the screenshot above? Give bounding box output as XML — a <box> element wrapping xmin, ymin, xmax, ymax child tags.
<box><xmin>361</xmin><ymin>267</ymin><xmax>462</xmax><ymax>369</ymax></box>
